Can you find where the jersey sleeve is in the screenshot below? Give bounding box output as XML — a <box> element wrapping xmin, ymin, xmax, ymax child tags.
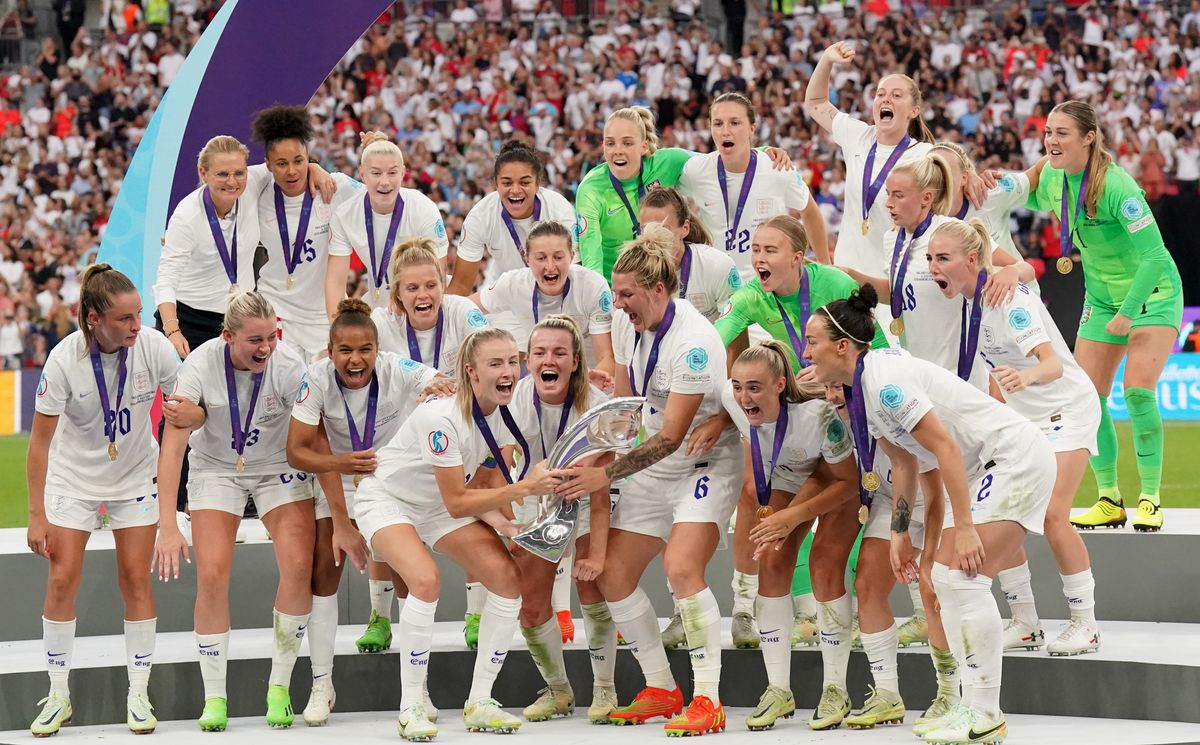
<box><xmin>1003</xmin><ymin>291</ymin><xmax>1053</xmax><ymax>357</ymax></box>
<box><xmin>830</xmin><ymin>112</ymin><xmax>871</xmax><ymax>151</ymax></box>
<box><xmin>720</xmin><ymin>380</ymin><xmax>750</xmax><ymax>437</ymax></box>
<box><xmin>291</xmin><ymin>370</ymin><xmax>324</xmax><ymax>426</ymax></box>
<box><xmin>782</xmin><ymin>168</ymin><xmax>812</xmax><ymax>211</ymax></box>
<box><xmin>710</xmin><ymin>254</ymin><xmax>741</xmax><ymax>312</ymax></box>
<box><xmin>34</xmin><ymin>351</ymin><xmax>69</xmax><ymax>416</ymax></box>
<box><xmin>477</xmin><ymin>270</ymin><xmax>519</xmax><ymax>314</ymax></box>
<box><xmin>818</xmin><ymin>404</ymin><xmax>853</xmax><ymax>464</ymax></box>
<box><xmin>457</xmin><ymin>204</ymin><xmax>489</xmax><ymax>263</ymax></box>
<box><xmin>986</xmin><ymin>172</ymin><xmax>1030</xmax><ymax>216</ymax></box>
<box><xmin>872</xmin><ymin>377</ymin><xmax>932</xmax><ymax>434</ymax></box>
<box><xmin>155</xmin><ymin>202</ymin><xmax>199</xmax><ymax>304</ymax></box>
<box><xmin>654</xmin><ymin>147</ymin><xmax>695</xmax><ymax>186</ymax></box>
<box><xmin>152</xmin><ymin>331</ymin><xmax>182</xmax><ymax>392</ymax></box>
<box><xmin>415</xmin><ymin>197</ymin><xmax>449</xmax><ymax>258</ymax></box>
<box><xmin>574</xmin><ymin>176</ymin><xmax>606</xmax><ymax>276</ymax></box>
<box><xmin>419</xmin><ymin>408</ymin><xmax>464</xmax><ymax>468</ymax></box>
<box><xmin>1103</xmin><ymin>170</ymin><xmax>1173</xmax><ymax>317</ymax></box>
<box><xmin>328</xmin><ymin>207</ymin><xmax>353</xmax><ymax>258</ymax></box>
<box><xmin>586</xmin><ymin>275</ymin><xmax>614</xmax><ymax>334</ymax></box>
<box><xmin>172</xmin><ymin>352</ymin><xmax>207</xmax><ymax>404</ymax></box>
<box><xmin>611</xmin><ymin>312</ymin><xmax>633</xmax><ymax>366</ymax></box>
<box><xmin>714</xmin><ymin>284</ymin><xmax>755</xmax><ymax>346</ymax></box>
<box><xmin>1025</xmin><ymin>165</ymin><xmax>1059</xmax><ymax>212</ymax></box>
<box><xmin>668</xmin><ymin>337</ymin><xmax>718</xmax><ymax>396</ymax></box>
<box><xmin>328</xmin><ymin>173</ymin><xmax>365</xmax><ymax>211</ymax></box>
<box><xmin>246</xmin><ymin>164</ymin><xmax>273</xmax><ymax>196</ymax></box>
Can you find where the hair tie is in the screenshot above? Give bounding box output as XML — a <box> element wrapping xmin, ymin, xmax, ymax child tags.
<box><xmin>818</xmin><ymin>307</ymin><xmax>870</xmax><ymax>346</ymax></box>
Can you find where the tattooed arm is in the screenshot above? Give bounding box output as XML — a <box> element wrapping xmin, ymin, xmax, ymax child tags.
<box><xmin>879</xmin><ymin>437</ymin><xmax>922</xmax><ymax>585</ymax></box>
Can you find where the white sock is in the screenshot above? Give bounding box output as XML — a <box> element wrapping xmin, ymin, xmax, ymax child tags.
<box><xmin>908</xmin><ymin>582</ymin><xmax>926</xmax><ymax>620</ymax></box>
<box><xmin>792</xmin><ymin>592</ymin><xmax>817</xmax><ymax>617</ymax></box>
<box><xmin>731</xmin><ymin>571</ymin><xmax>758</xmax><ymax>615</ymax></box>
<box><xmin>756</xmin><ymin>594</ymin><xmax>793</xmax><ymax>689</ymax></box>
<box><xmin>931</xmin><ymin>563</ymin><xmax>966</xmax><ymax>704</ymax></box>
<box><xmin>308</xmin><ymin>594</ymin><xmax>339</xmax><ymax>681</ymax></box>
<box><xmin>581</xmin><ymin>602</ymin><xmax>616</xmax><ymax>688</ymax></box>
<box><xmin>667</xmin><ymin>578</ymin><xmax>679</xmax><ymax>615</ymax></box>
<box><xmin>125</xmin><ymin>618</ymin><xmax>156</xmax><ymax>696</ymax></box>
<box><xmin>196</xmin><ymin>631</ymin><xmax>230</xmax><ymax>700</ymax></box>
<box><xmin>950</xmin><ymin>569</ymin><xmax>1002</xmax><ymax>719</ymax></box>
<box><xmin>816</xmin><ymin>593</ymin><xmax>852</xmax><ymax>690</ymax></box>
<box><xmin>269</xmin><ymin>609</ymin><xmax>310</xmax><ymax>687</ymax></box>
<box><xmin>552</xmin><ymin>555</ymin><xmax>572</xmax><ymax>614</ymax></box>
<box><xmin>522</xmin><ymin>618</ymin><xmax>570</xmax><ymax>692</ymax></box>
<box><xmin>399</xmin><ymin>596</ymin><xmax>437</xmax><ymax>708</ymax></box>
<box><xmin>861</xmin><ymin>623</ymin><xmax>900</xmax><ymax>694</ymax></box>
<box><xmin>608</xmin><ymin>588</ymin><xmax>674</xmax><ymax>690</ymax></box>
<box><xmin>465</xmin><ymin>582</ymin><xmax>486</xmax><ymax>616</ymax></box>
<box><xmin>44</xmin><ymin>617</ymin><xmax>75</xmax><ymax>696</ymax></box>
<box><xmin>467</xmin><ymin>593</ymin><xmax>520</xmax><ymax>703</ymax></box>
<box><xmin>369</xmin><ymin>579</ymin><xmax>395</xmax><ymax>620</ymax></box>
<box><xmin>997</xmin><ymin>562</ymin><xmax>1039</xmax><ymax>628</ymax></box>
<box><xmin>679</xmin><ymin>587</ymin><xmax>722</xmax><ymax>703</ymax></box>
<box><xmin>1061</xmin><ymin>569</ymin><xmax>1097</xmax><ymax>624</ymax></box>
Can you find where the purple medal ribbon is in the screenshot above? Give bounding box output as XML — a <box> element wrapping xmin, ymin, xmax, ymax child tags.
<box><xmin>678</xmin><ymin>243</ymin><xmax>693</xmax><ymax>298</ymax></box>
<box><xmin>889</xmin><ymin>211</ymin><xmax>934</xmax><ymax>321</ymax></box>
<box><xmin>1059</xmin><ymin>165</ymin><xmax>1090</xmax><ymax>258</ymax></box>
<box><xmin>749</xmin><ymin>398</ymin><xmax>789</xmax><ymax>508</ymax></box>
<box><xmin>717</xmin><ymin>152</ymin><xmax>757</xmax><ymax>254</ymax></box>
<box><xmin>773</xmin><ymin>266</ymin><xmax>811</xmax><ymax>368</ymax></box>
<box><xmin>501</xmin><ymin>196</ymin><xmax>542</xmax><ymax>265</ymax></box>
<box><xmin>472</xmin><ymin>398</ymin><xmax>532</xmax><ymax>483</ymax></box>
<box><xmin>841</xmin><ymin>352</ymin><xmax>875</xmax><ymax>510</ymax></box>
<box><xmin>274</xmin><ymin>184</ymin><xmax>314</xmax><ymax>278</ymax></box>
<box><xmin>957</xmin><ymin>270</ymin><xmax>988</xmax><ymax>381</ymax></box>
<box><xmin>89</xmin><ymin>339</ymin><xmax>128</xmax><ymax>445</ymax></box>
<box><xmin>628</xmin><ymin>300</ymin><xmax>677</xmax><ymax>397</ymax></box>
<box><xmin>405</xmin><ymin>308</ymin><xmax>444</xmax><ymax>368</ymax></box>
<box><xmin>364</xmin><ymin>193</ymin><xmax>405</xmax><ymax>297</ymax></box>
<box><xmin>202</xmin><ymin>188</ymin><xmax>239</xmax><ymax>287</ymax></box>
<box><xmin>532</xmin><ymin>278</ymin><xmax>571</xmax><ymax>324</ymax></box>
<box><xmin>955</xmin><ymin>197</ymin><xmax>970</xmax><ymax>220</ymax></box>
<box><xmin>608</xmin><ymin>166</ymin><xmax>646</xmax><ymax>238</ymax></box>
<box><xmin>336</xmin><ymin>370</ymin><xmax>379</xmax><ymax>451</ymax></box>
<box><xmin>224</xmin><ymin>345</ymin><xmax>265</xmax><ymax>462</ymax></box>
<box><xmin>533</xmin><ymin>386</ymin><xmax>574</xmax><ymax>461</ymax></box>
<box><xmin>862</xmin><ymin>135</ymin><xmax>911</xmax><ymax>228</ymax></box>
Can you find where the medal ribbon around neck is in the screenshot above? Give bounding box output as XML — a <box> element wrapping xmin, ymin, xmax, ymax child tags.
<box><xmin>888</xmin><ymin>211</ymin><xmax>934</xmax><ymax>322</ymax></box>
<box><xmin>364</xmin><ymin>192</ymin><xmax>405</xmax><ymax>297</ymax></box>
<box><xmin>957</xmin><ymin>270</ymin><xmax>988</xmax><ymax>381</ymax></box>
<box><xmin>749</xmin><ymin>396</ymin><xmax>789</xmax><ymax>517</ymax></box>
<box><xmin>628</xmin><ymin>300</ymin><xmax>677</xmax><ymax>397</ymax></box>
<box><xmin>274</xmin><ymin>184</ymin><xmax>314</xmax><ymax>284</ymax></box>
<box><xmin>842</xmin><ymin>352</ymin><xmax>878</xmax><ymax>510</ymax></box>
<box><xmin>718</xmin><ymin>151</ymin><xmax>757</xmax><ymax>253</ymax></box>
<box><xmin>472</xmin><ymin>398</ymin><xmax>532</xmax><ymax>484</ymax></box>
<box><xmin>224</xmin><ymin>345</ymin><xmax>265</xmax><ymax>468</ymax></box>
<box><xmin>89</xmin><ymin>338</ymin><xmax>128</xmax><ymax>457</ymax></box>
<box><xmin>501</xmin><ymin>195</ymin><xmax>542</xmax><ymax>265</ymax></box>
<box><xmin>608</xmin><ymin>166</ymin><xmax>646</xmax><ymax>238</ymax></box>
<box><xmin>202</xmin><ymin>188</ymin><xmax>239</xmax><ymax>288</ymax></box>
<box><xmin>862</xmin><ymin>135</ymin><xmax>912</xmax><ymax>230</ymax></box>
<box><xmin>773</xmin><ymin>266</ymin><xmax>811</xmax><ymax>369</ymax></box>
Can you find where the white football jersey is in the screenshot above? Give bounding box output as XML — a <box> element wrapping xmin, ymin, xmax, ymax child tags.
<box><xmin>457</xmin><ymin>188</ymin><xmax>576</xmax><ymax>275</ymax></box>
<box><xmin>372</xmin><ymin>294</ymin><xmax>489</xmax><ymax>375</ymax></box>
<box><xmin>477</xmin><ymin>264</ymin><xmax>613</xmax><ymax>367</ymax></box>
<box><xmin>678</xmin><ymin>242</ymin><xmax>741</xmax><ymax>322</ymax></box>
<box><xmin>678</xmin><ymin>151</ymin><xmax>812</xmax><ymax>282</ymax></box>
<box><xmin>328</xmin><ymin>187</ymin><xmax>449</xmax><ymax>312</ymax></box>
<box><xmin>36</xmin><ymin>330</ymin><xmax>180</xmax><ymax>500</ymax></box>
<box><xmin>292</xmin><ymin>351</ymin><xmax>439</xmax><ymax>494</ymax></box>
<box><xmin>172</xmin><ymin>338</ymin><xmax>307</xmax><ymax>476</ymax></box>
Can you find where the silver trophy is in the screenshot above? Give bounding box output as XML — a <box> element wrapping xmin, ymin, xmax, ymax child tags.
<box><xmin>512</xmin><ymin>396</ymin><xmax>646</xmax><ymax>563</ymax></box>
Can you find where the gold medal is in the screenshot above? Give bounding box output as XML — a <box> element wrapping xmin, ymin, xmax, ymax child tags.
<box><xmin>374</xmin><ymin>288</ymin><xmax>381</xmax><ymax>302</ymax></box>
<box><xmin>889</xmin><ymin>318</ymin><xmax>905</xmax><ymax>336</ymax></box>
<box><xmin>286</xmin><ymin>275</ymin><xmax>294</xmax><ymax>289</ymax></box>
<box><xmin>229</xmin><ymin>283</ymin><xmax>238</xmax><ymax>296</ymax></box>
<box><xmin>861</xmin><ymin>219</ymin><xmax>870</xmax><ymax>236</ymax></box>
<box><xmin>861</xmin><ymin>471</ymin><xmax>881</xmax><ymax>491</ymax></box>
<box><xmin>756</xmin><ymin>505</ymin><xmax>774</xmax><ymax>520</ymax></box>
<box><xmin>1057</xmin><ymin>257</ymin><xmax>1073</xmax><ymax>274</ymax></box>
<box><xmin>108</xmin><ymin>442</ymin><xmax>118</xmax><ymax>461</ymax></box>
<box><xmin>858</xmin><ymin>504</ymin><xmax>869</xmax><ymax>525</ymax></box>
<box><xmin>354</xmin><ymin>474</ymin><xmax>362</xmax><ymax>487</ymax></box>
<box><xmin>236</xmin><ymin>455</ymin><xmax>245</xmax><ymax>474</ymax></box>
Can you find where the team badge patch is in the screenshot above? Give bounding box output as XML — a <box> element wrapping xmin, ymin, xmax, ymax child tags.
<box><xmin>36</xmin><ymin>373</ymin><xmax>47</xmax><ymax>398</ymax></box>
<box><xmin>599</xmin><ymin>290</ymin><xmax>613</xmax><ymax>313</ymax></box>
<box><xmin>399</xmin><ymin>358</ymin><xmax>423</xmax><ymax>372</ymax></box>
<box><xmin>827</xmin><ymin>417</ymin><xmax>847</xmax><ymax>443</ymax></box>
<box><xmin>727</xmin><ymin>266</ymin><xmax>742</xmax><ymax>289</ymax></box>
<box><xmin>998</xmin><ymin>175</ymin><xmax>1015</xmax><ymax>192</ymax></box>
<box><xmin>434</xmin><ymin>220</ymin><xmax>447</xmax><ymax>239</ymax></box>
<box><xmin>1007</xmin><ymin>308</ymin><xmax>1032</xmax><ymax>331</ymax></box>
<box><xmin>686</xmin><ymin>347</ymin><xmax>709</xmax><ymax>371</ymax></box>
<box><xmin>880</xmin><ymin>384</ymin><xmax>905</xmax><ymax>410</ymax></box>
<box><xmin>573</xmin><ymin>215</ymin><xmax>587</xmax><ymax>238</ymax></box>
<box><xmin>295</xmin><ymin>378</ymin><xmax>311</xmax><ymax>405</ymax></box>
<box><xmin>428</xmin><ymin>430</ymin><xmax>449</xmax><ymax>454</ymax></box>
<box><xmin>1120</xmin><ymin>197</ymin><xmax>1143</xmax><ymax>221</ymax></box>
<box><xmin>466</xmin><ymin>309</ymin><xmax>487</xmax><ymax>328</ymax></box>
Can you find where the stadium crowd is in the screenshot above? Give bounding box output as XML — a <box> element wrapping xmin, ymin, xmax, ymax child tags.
<box><xmin>1</xmin><ymin>0</ymin><xmax>1199</xmax><ymax>367</ymax></box>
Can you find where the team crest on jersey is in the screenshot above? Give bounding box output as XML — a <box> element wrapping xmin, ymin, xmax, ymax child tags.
<box><xmin>686</xmin><ymin>347</ymin><xmax>709</xmax><ymax>371</ymax></box>
<box><xmin>466</xmin><ymin>309</ymin><xmax>487</xmax><ymax>328</ymax></box>
<box><xmin>434</xmin><ymin>220</ymin><xmax>447</xmax><ymax>239</ymax></box>
<box><xmin>262</xmin><ymin>394</ymin><xmax>282</xmax><ymax>416</ymax></box>
<box><xmin>36</xmin><ymin>373</ymin><xmax>47</xmax><ymax>398</ymax></box>
<box><xmin>879</xmin><ymin>384</ymin><xmax>905</xmax><ymax>410</ymax></box>
<box><xmin>428</xmin><ymin>430</ymin><xmax>449</xmax><ymax>454</ymax></box>
<box><xmin>599</xmin><ymin>290</ymin><xmax>613</xmax><ymax>313</ymax></box>
<box><xmin>295</xmin><ymin>377</ymin><xmax>310</xmax><ymax>405</ymax></box>
<box><xmin>826</xmin><ymin>417</ymin><xmax>847</xmax><ymax>443</ymax></box>
<box><xmin>756</xmin><ymin>198</ymin><xmax>772</xmax><ymax>215</ymax></box>
<box><xmin>983</xmin><ymin>326</ymin><xmax>995</xmax><ymax>346</ymax></box>
<box><xmin>1007</xmin><ymin>308</ymin><xmax>1032</xmax><ymax>331</ymax></box>
<box><xmin>1120</xmin><ymin>197</ymin><xmax>1143</xmax><ymax>221</ymax></box>
<box><xmin>134</xmin><ymin>370</ymin><xmax>152</xmax><ymax>394</ymax></box>
<box><xmin>314</xmin><ymin>201</ymin><xmax>332</xmax><ymax>223</ymax></box>
<box><xmin>998</xmin><ymin>175</ymin><xmax>1015</xmax><ymax>192</ymax></box>
<box><xmin>726</xmin><ymin>267</ymin><xmax>741</xmax><ymax>290</ymax></box>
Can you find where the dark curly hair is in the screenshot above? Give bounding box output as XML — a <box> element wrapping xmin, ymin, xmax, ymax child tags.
<box><xmin>250</xmin><ymin>104</ymin><xmax>315</xmax><ymax>153</ymax></box>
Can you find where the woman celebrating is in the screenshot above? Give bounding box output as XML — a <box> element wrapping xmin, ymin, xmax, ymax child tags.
<box><xmin>326</xmin><ymin>135</ymin><xmax>449</xmax><ymax>316</ymax></box>
<box><xmin>554</xmin><ymin>235</ymin><xmax>742</xmax><ymax>736</ymax></box>
<box><xmin>575</xmin><ymin>106</ymin><xmax>790</xmax><ymax>282</ymax></box>
<box><xmin>472</xmin><ymin>220</ymin><xmax>614</xmax><ymax>374</ymax></box>
<box><xmin>153</xmin><ymin>292</ymin><xmax>315</xmax><ymax>732</ymax></box>
<box><xmin>1029</xmin><ymin>101</ymin><xmax>1183</xmax><ymax>533</ymax></box>
<box><xmin>504</xmin><ymin>316</ymin><xmax>619</xmax><ymax>724</ymax></box>
<box><xmin>353</xmin><ymin>327</ymin><xmax>558</xmax><ymax>738</ymax></box>
<box><xmin>26</xmin><ymin>265</ymin><xmax>184</xmax><ymax>736</ymax></box>
<box><xmin>679</xmin><ymin>92</ymin><xmax>829</xmax><ymax>277</ymax></box>
<box><xmin>804</xmin><ymin>285</ymin><xmax>1055</xmax><ymax>745</ymax></box>
<box><xmin>929</xmin><ymin>220</ymin><xmax>1102</xmax><ymax>657</ymax></box>
<box><xmin>447</xmin><ymin>140</ymin><xmax>576</xmax><ymax>296</ymax></box>
<box><xmin>639</xmin><ymin>186</ymin><xmax>740</xmax><ymax>324</ymax></box>
<box><xmin>374</xmin><ymin>238</ymin><xmax>490</xmax><ymax>374</ymax></box>
<box><xmin>287</xmin><ymin>298</ymin><xmax>441</xmax><ymax>726</ymax></box>
<box><xmin>251</xmin><ymin>105</ymin><xmax>363</xmax><ymax>361</ymax></box>
<box><xmin>719</xmin><ymin>342</ymin><xmax>860</xmax><ymax>732</ymax></box>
